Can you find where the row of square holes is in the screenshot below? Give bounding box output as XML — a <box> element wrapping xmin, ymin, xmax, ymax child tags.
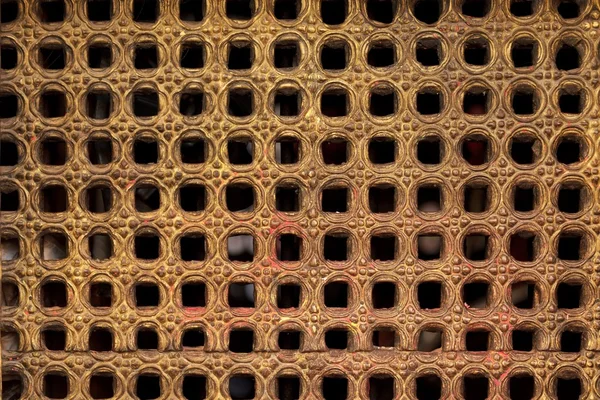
<box><xmin>0</xmin><ymin>0</ymin><xmax>588</xmax><ymax>26</ymax></box>
<box><xmin>0</xmin><ymin>35</ymin><xmax>585</xmax><ymax>73</ymax></box>
<box><xmin>1</xmin><ymin>367</ymin><xmax>586</xmax><ymax>400</ymax></box>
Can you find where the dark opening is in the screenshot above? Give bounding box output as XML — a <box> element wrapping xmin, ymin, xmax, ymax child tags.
<box><xmin>88</xmin><ymin>44</ymin><xmax>112</xmax><ymax>68</ymax></box>
<box><xmin>557</xmin><ymin>282</ymin><xmax>582</xmax><ymax>309</ymax></box>
<box><xmin>0</xmin><ymin>93</ymin><xmax>17</xmax><ymax>120</ymax></box>
<box><xmin>228</xmin><ymin>42</ymin><xmax>253</xmax><ymax>70</ymax></box>
<box><xmin>182</xmin><ymin>282</ymin><xmax>206</xmax><ymax>307</ymax></box>
<box><xmin>325</xmin><ymin>329</ymin><xmax>349</xmax><ymax>350</ymax></box>
<box><xmin>89</xmin><ymin>328</ymin><xmax>112</xmax><ymax>351</ymax></box>
<box><xmin>511</xmin><ymin>40</ymin><xmax>535</xmax><ymax>67</ymax></box>
<box><xmin>274</xmin><ymin>0</ymin><xmax>299</xmax><ymax>19</ymax></box>
<box><xmin>0</xmin><ymin>189</ymin><xmax>18</xmax><ymax>211</ymax></box>
<box><xmin>368</xmin><ymin>376</ymin><xmax>394</xmax><ymax>400</ymax></box>
<box><xmin>464</xmin><ymin>184</ymin><xmax>488</xmax><ymax>213</ymax></box>
<box><xmin>274</xmin><ymin>90</ymin><xmax>300</xmax><ymax>117</ymax></box>
<box><xmin>370</xmin><ymin>89</ymin><xmax>396</xmax><ymax>117</ymax></box>
<box><xmin>558</xmin><ymin>185</ymin><xmax>581</xmax><ymax>213</ymax></box>
<box><xmin>509</xmin><ymin>375</ymin><xmax>534</xmax><ymax>400</ymax></box>
<box><xmin>1</xmin><ymin>280</ymin><xmax>19</xmax><ymax>306</ymax></box>
<box><xmin>0</xmin><ymin>45</ymin><xmax>17</xmax><ymax>70</ymax></box>
<box><xmin>0</xmin><ymin>0</ymin><xmax>19</xmax><ymax>23</ymax></box>
<box><xmin>135</xmin><ymin>283</ymin><xmax>159</xmax><ymax>307</ymax></box>
<box><xmin>369</xmin><ymin>185</ymin><xmax>396</xmax><ymax>213</ymax></box>
<box><xmin>465</xmin><ymin>39</ymin><xmax>490</xmax><ymax>65</ymax></box>
<box><xmin>461</xmin><ymin>0</ymin><xmax>490</xmax><ymax>17</ymax></box>
<box><xmin>465</xmin><ymin>330</ymin><xmax>489</xmax><ymax>351</ymax></box>
<box><xmin>86</xmin><ymin>91</ymin><xmax>112</xmax><ymax>119</ymax></box>
<box><xmin>43</xmin><ymin>328</ymin><xmax>66</xmax><ymax>351</ymax></box>
<box><xmin>275</xmin><ymin>137</ymin><xmax>300</xmax><ymax>164</ymax></box>
<box><xmin>418</xmin><ymin>281</ymin><xmax>442</xmax><ymax>309</ymax></box>
<box><xmin>89</xmin><ymin>233</ymin><xmax>112</xmax><ymax>261</ymax></box>
<box><xmin>228</xmin><ymin>88</ymin><xmax>253</xmax><ymax>117</ymax></box>
<box><xmin>511</xmin><ymin>281</ymin><xmax>536</xmax><ymax>309</ymax></box>
<box><xmin>512</xmin><ymin>88</ymin><xmax>536</xmax><ymax>115</ymax></box>
<box><xmin>557</xmin><ymin>0</ymin><xmax>580</xmax><ymax>18</ymax></box>
<box><xmin>416</xmin><ymin>374</ymin><xmax>441</xmax><ymax>400</ymax></box>
<box><xmin>321</xmin><ymin>0</ymin><xmax>347</xmax><ymax>24</ymax></box>
<box><xmin>321</xmin><ymin>42</ymin><xmax>347</xmax><ymax>70</ymax></box>
<box><xmin>40</xmin><ymin>233</ymin><xmax>68</xmax><ymax>261</ymax></box>
<box><xmin>277</xmin><ymin>234</ymin><xmax>301</xmax><ymax>261</ymax></box>
<box><xmin>559</xmin><ymin>91</ymin><xmax>582</xmax><ymax>114</ymax></box>
<box><xmin>40</xmin><ymin>90</ymin><xmax>66</xmax><ymax>118</ymax></box>
<box><xmin>322</xmin><ymin>376</ymin><xmax>348</xmax><ymax>400</ymax></box>
<box><xmin>180</xmin><ymin>0</ymin><xmax>204</xmax><ymax>21</ymax></box>
<box><xmin>321</xmin><ymin>138</ymin><xmax>348</xmax><ymax>165</ymax></box>
<box><xmin>85</xmin><ymin>185</ymin><xmax>112</xmax><ymax>213</ymax></box>
<box><xmin>510</xmin><ymin>231</ymin><xmax>537</xmax><ymax>262</ymax></box>
<box><xmin>416</xmin><ymin>91</ymin><xmax>441</xmax><ymax>115</ymax></box>
<box><xmin>371</xmin><ymin>235</ymin><xmax>395</xmax><ymax>261</ymax></box>
<box><xmin>278</xmin><ymin>330</ymin><xmax>301</xmax><ymax>350</ymax></box>
<box><xmin>417</xmin><ymin>137</ymin><xmax>441</xmax><ymax>165</ymax></box>
<box><xmin>324</xmin><ymin>234</ymin><xmax>348</xmax><ymax>261</ymax></box>
<box><xmin>228</xmin><ymin>283</ymin><xmax>255</xmax><ymax>307</ymax></box>
<box><xmin>181</xmin><ymin>374</ymin><xmax>207</xmax><ymax>400</ymax></box>
<box><xmin>463</xmin><ymin>234</ymin><xmax>489</xmax><ymax>261</ymax></box>
<box><xmin>372</xmin><ymin>282</ymin><xmax>396</xmax><ymax>309</ymax></box>
<box><xmin>512</xmin><ymin>329</ymin><xmax>534</xmax><ymax>351</ymax></box>
<box><xmin>226</xmin><ymin>0</ymin><xmax>254</xmax><ymax>19</ymax></box>
<box><xmin>90</xmin><ymin>282</ymin><xmax>112</xmax><ymax>307</ymax></box>
<box><xmin>278</xmin><ymin>376</ymin><xmax>300</xmax><ymax>400</ymax></box>
<box><xmin>134</xmin><ymin>184</ymin><xmax>160</xmax><ymax>212</ymax></box>
<box><xmin>180</xmin><ymin>138</ymin><xmax>205</xmax><ymax>164</ymax></box>
<box><xmin>90</xmin><ymin>373</ymin><xmax>114</xmax><ymax>399</ymax></box>
<box><xmin>180</xmin><ymin>43</ymin><xmax>204</xmax><ymax>68</ymax></box>
<box><xmin>324</xmin><ymin>281</ymin><xmax>348</xmax><ymax>307</ymax></box>
<box><xmin>182</xmin><ymin>329</ymin><xmax>205</xmax><ymax>348</ymax></box>
<box><xmin>463</xmin><ymin>375</ymin><xmax>489</xmax><ymax>400</ymax></box>
<box><xmin>227</xmin><ymin>234</ymin><xmax>254</xmax><ymax>262</ymax></box>
<box><xmin>372</xmin><ymin>328</ymin><xmax>396</xmax><ymax>347</ymax></box>
<box><xmin>413</xmin><ymin>0</ymin><xmax>442</xmax><ymax>23</ymax></box>
<box><xmin>556</xmin><ymin>44</ymin><xmax>580</xmax><ymax>70</ymax></box>
<box><xmin>514</xmin><ymin>184</ymin><xmax>535</xmax><ymax>212</ymax></box>
<box><xmin>88</xmin><ymin>0</ymin><xmax>112</xmax><ymax>21</ymax></box>
<box><xmin>87</xmin><ymin>139</ymin><xmax>112</xmax><ymax>165</ymax></box>
<box><xmin>463</xmin><ymin>282</ymin><xmax>489</xmax><ymax>309</ymax></box>
<box><xmin>416</xmin><ymin>38</ymin><xmax>441</xmax><ymax>66</ymax></box>
<box><xmin>133</xmin><ymin>90</ymin><xmax>159</xmax><ymax>117</ymax></box>
<box><xmin>229</xmin><ymin>375</ymin><xmax>255</xmax><ymax>400</ymax></box>
<box><xmin>368</xmin><ymin>137</ymin><xmax>395</xmax><ymax>164</ymax></box>
<box><xmin>277</xmin><ymin>284</ymin><xmax>301</xmax><ymax>309</ymax></box>
<box><xmin>137</xmin><ymin>328</ymin><xmax>159</xmax><ymax>350</ymax></box>
<box><xmin>0</xmin><ymin>236</ymin><xmax>19</xmax><ymax>264</ymax></box>
<box><xmin>1</xmin><ymin>374</ymin><xmax>21</xmax><ymax>398</ymax></box>
<box><xmin>43</xmin><ymin>373</ymin><xmax>68</xmax><ymax>399</ymax></box>
<box><xmin>39</xmin><ymin>0</ymin><xmax>65</xmax><ymax>23</ymax></box>
<box><xmin>463</xmin><ymin>91</ymin><xmax>488</xmax><ymax>115</ymax></box>
<box><xmin>322</xmin><ymin>187</ymin><xmax>348</xmax><ymax>212</ymax></box>
<box><xmin>557</xmin><ymin>233</ymin><xmax>582</xmax><ymax>260</ymax></box>
<box><xmin>229</xmin><ymin>329</ymin><xmax>254</xmax><ymax>353</ymax></box>
<box><xmin>561</xmin><ymin>330</ymin><xmax>582</xmax><ymax>352</ymax></box>
<box><xmin>417</xmin><ymin>185</ymin><xmax>441</xmax><ymax>213</ymax></box>
<box><xmin>368</xmin><ymin>41</ymin><xmax>395</xmax><ymax>67</ymax></box>
<box><xmin>39</xmin><ymin>46</ymin><xmax>65</xmax><ymax>70</ymax></box>
<box><xmin>276</xmin><ymin>185</ymin><xmax>300</xmax><ymax>212</ymax></box>
<box><xmin>511</xmin><ymin>136</ymin><xmax>537</xmax><ymax>164</ymax></box>
<box><xmin>274</xmin><ymin>41</ymin><xmax>299</xmax><ymax>69</ymax></box>
<box><xmin>179</xmin><ymin>184</ymin><xmax>206</xmax><ymax>212</ymax></box>
<box><xmin>321</xmin><ymin>89</ymin><xmax>348</xmax><ymax>117</ymax></box>
<box><xmin>510</xmin><ymin>0</ymin><xmax>534</xmax><ymax>15</ymax></box>
<box><xmin>556</xmin><ymin>137</ymin><xmax>581</xmax><ymax>164</ymax></box>
<box><xmin>134</xmin><ymin>45</ymin><xmax>158</xmax><ymax>70</ymax></box>
<box><xmin>417</xmin><ymin>234</ymin><xmax>442</xmax><ymax>260</ymax></box>
<box><xmin>180</xmin><ymin>235</ymin><xmax>206</xmax><ymax>261</ymax></box>
<box><xmin>367</xmin><ymin>0</ymin><xmax>397</xmax><ymax>23</ymax></box>
<box><xmin>557</xmin><ymin>376</ymin><xmax>581</xmax><ymax>399</ymax></box>
<box><xmin>225</xmin><ymin>183</ymin><xmax>254</xmax><ymax>212</ymax></box>
<box><xmin>462</xmin><ymin>136</ymin><xmax>488</xmax><ymax>165</ymax></box>
<box><xmin>136</xmin><ymin>374</ymin><xmax>161</xmax><ymax>400</ymax></box>
<box><xmin>133</xmin><ymin>0</ymin><xmax>159</xmax><ymax>23</ymax></box>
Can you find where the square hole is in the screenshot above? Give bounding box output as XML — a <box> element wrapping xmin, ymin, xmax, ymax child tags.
<box><xmin>276</xmin><ymin>185</ymin><xmax>300</xmax><ymax>212</ymax></box>
<box><xmin>89</xmin><ymin>328</ymin><xmax>112</xmax><ymax>352</ymax></box>
<box><xmin>510</xmin><ymin>0</ymin><xmax>533</xmax><ymax>16</ymax></box>
<box><xmin>0</xmin><ymin>45</ymin><xmax>17</xmax><ymax>70</ymax></box>
<box><xmin>228</xmin><ymin>283</ymin><xmax>255</xmax><ymax>307</ymax></box>
<box><xmin>0</xmin><ymin>189</ymin><xmax>18</xmax><ymax>211</ymax></box>
<box><xmin>182</xmin><ymin>282</ymin><xmax>206</xmax><ymax>307</ymax></box>
<box><xmin>558</xmin><ymin>0</ymin><xmax>580</xmax><ymax>18</ymax></box>
<box><xmin>274</xmin><ymin>90</ymin><xmax>300</xmax><ymax>117</ymax></box>
<box><xmin>559</xmin><ymin>91</ymin><xmax>582</xmax><ymax>114</ymax></box>
<box><xmin>466</xmin><ymin>330</ymin><xmax>489</xmax><ymax>351</ymax></box>
<box><xmin>322</xmin><ymin>376</ymin><xmax>348</xmax><ymax>400</ymax></box>
<box><xmin>372</xmin><ymin>282</ymin><xmax>396</xmax><ymax>309</ymax></box>
<box><xmin>417</xmin><ymin>234</ymin><xmax>442</xmax><ymax>261</ymax></box>
<box><xmin>463</xmin><ymin>282</ymin><xmax>489</xmax><ymax>309</ymax></box>
<box><xmin>39</xmin><ymin>0</ymin><xmax>65</xmax><ymax>23</ymax></box>
<box><xmin>226</xmin><ymin>183</ymin><xmax>254</xmax><ymax>212</ymax></box>
<box><xmin>182</xmin><ymin>374</ymin><xmax>207</xmax><ymax>400</ymax></box>
<box><xmin>86</xmin><ymin>92</ymin><xmax>112</xmax><ymax>119</ymax></box>
<box><xmin>133</xmin><ymin>90</ymin><xmax>159</xmax><ymax>117</ymax></box>
<box><xmin>87</xmin><ymin>0</ymin><xmax>112</xmax><ymax>21</ymax></box>
<box><xmin>556</xmin><ymin>282</ymin><xmax>581</xmax><ymax>309</ymax></box>
<box><xmin>464</xmin><ymin>39</ymin><xmax>489</xmax><ymax>66</ymax></box>
<box><xmin>367</xmin><ymin>41</ymin><xmax>395</xmax><ymax>67</ymax></box>
<box><xmin>321</xmin><ymin>89</ymin><xmax>348</xmax><ymax>117</ymax></box>
<box><xmin>417</xmin><ymin>185</ymin><xmax>441</xmax><ymax>213</ymax></box>
<box><xmin>370</xmin><ymin>235</ymin><xmax>396</xmax><ymax>262</ymax></box>
<box><xmin>277</xmin><ymin>284</ymin><xmax>301</xmax><ymax>309</ymax></box>
<box><xmin>417</xmin><ymin>137</ymin><xmax>441</xmax><ymax>165</ymax></box>
<box><xmin>133</xmin><ymin>0</ymin><xmax>158</xmax><ymax>22</ymax></box>
<box><xmin>557</xmin><ymin>233</ymin><xmax>582</xmax><ymax>261</ymax></box>
<box><xmin>229</xmin><ymin>329</ymin><xmax>254</xmax><ymax>353</ymax></box>
<box><xmin>511</xmin><ymin>281</ymin><xmax>537</xmax><ymax>309</ymax></box>
<box><xmin>510</xmin><ymin>231</ymin><xmax>537</xmax><ymax>262</ymax></box>
<box><xmin>274</xmin><ymin>0</ymin><xmax>299</xmax><ymax>19</ymax></box>
<box><xmin>368</xmin><ymin>137</ymin><xmax>395</xmax><ymax>165</ymax></box>
<box><xmin>228</xmin><ymin>88</ymin><xmax>254</xmax><ymax>117</ymax></box>
<box><xmin>226</xmin><ymin>0</ymin><xmax>254</xmax><ymax>19</ymax></box>
<box><xmin>416</xmin><ymin>91</ymin><xmax>441</xmax><ymax>115</ymax></box>
<box><xmin>512</xmin><ymin>329</ymin><xmax>534</xmax><ymax>351</ymax></box>
<box><xmin>464</xmin><ymin>184</ymin><xmax>488</xmax><ymax>213</ymax></box>
<box><xmin>90</xmin><ymin>282</ymin><xmax>112</xmax><ymax>307</ymax></box>
<box><xmin>85</xmin><ymin>185</ymin><xmax>112</xmax><ymax>213</ymax></box>
<box><xmin>180</xmin><ymin>0</ymin><xmax>204</xmax><ymax>21</ymax></box>
<box><xmin>42</xmin><ymin>328</ymin><xmax>66</xmax><ymax>351</ymax></box>
<box><xmin>40</xmin><ymin>90</ymin><xmax>66</xmax><ymax>118</ymax></box>
<box><xmin>0</xmin><ymin>93</ymin><xmax>17</xmax><ymax>118</ymax></box>
<box><xmin>1</xmin><ymin>326</ymin><xmax>19</xmax><ymax>351</ymax></box>
<box><xmin>463</xmin><ymin>375</ymin><xmax>489</xmax><ymax>400</ymax></box>
<box><xmin>323</xmin><ymin>234</ymin><xmax>348</xmax><ymax>261</ymax></box>
<box><xmin>418</xmin><ymin>281</ymin><xmax>442</xmax><ymax>310</ymax></box>
<box><xmin>43</xmin><ymin>373</ymin><xmax>68</xmax><ymax>399</ymax></box>
<box><xmin>180</xmin><ymin>138</ymin><xmax>205</xmax><ymax>164</ymax></box>
<box><xmin>321</xmin><ymin>138</ymin><xmax>348</xmax><ymax>165</ymax></box>
<box><xmin>509</xmin><ymin>375</ymin><xmax>534</xmax><ymax>400</ymax></box>
<box><xmin>182</xmin><ymin>329</ymin><xmax>205</xmax><ymax>348</ymax></box>
<box><xmin>40</xmin><ymin>232</ymin><xmax>68</xmax><ymax>261</ymax></box>
<box><xmin>462</xmin><ymin>137</ymin><xmax>489</xmax><ymax>165</ymax></box>
<box><xmin>87</xmin><ymin>139</ymin><xmax>113</xmax><ymax>165</ymax></box>
<box><xmin>134</xmin><ymin>184</ymin><xmax>160</xmax><ymax>212</ymax></box>
<box><xmin>274</xmin><ymin>41</ymin><xmax>299</xmax><ymax>71</ymax></box>
<box><xmin>136</xmin><ymin>374</ymin><xmax>161</xmax><ymax>400</ymax></box>
<box><xmin>275</xmin><ymin>137</ymin><xmax>300</xmax><ymax>164</ymax></box>
<box><xmin>321</xmin><ymin>187</ymin><xmax>348</xmax><ymax>212</ymax></box>
<box><xmin>512</xmin><ymin>89</ymin><xmax>535</xmax><ymax>115</ymax></box>
<box><xmin>463</xmin><ymin>91</ymin><xmax>488</xmax><ymax>115</ymax></box>
<box><xmin>370</xmin><ymin>89</ymin><xmax>396</xmax><ymax>116</ymax></box>
<box><xmin>90</xmin><ymin>373</ymin><xmax>115</xmax><ymax>399</ymax></box>
<box><xmin>372</xmin><ymin>328</ymin><xmax>396</xmax><ymax>348</ymax></box>
<box><xmin>278</xmin><ymin>330</ymin><xmax>301</xmax><ymax>350</ymax></box>
<box><xmin>1</xmin><ymin>281</ymin><xmax>18</xmax><ymax>307</ymax></box>
<box><xmin>556</xmin><ymin>137</ymin><xmax>581</xmax><ymax>164</ymax></box>
<box><xmin>512</xmin><ymin>40</ymin><xmax>535</xmax><ymax>68</ymax></box>
<box><xmin>416</xmin><ymin>375</ymin><xmax>441</xmax><ymax>400</ymax></box>
<box><xmin>463</xmin><ymin>234</ymin><xmax>489</xmax><ymax>261</ymax></box>
<box><xmin>321</xmin><ymin>0</ymin><xmax>347</xmax><ymax>24</ymax></box>
<box><xmin>137</xmin><ymin>328</ymin><xmax>158</xmax><ymax>350</ymax></box>
<box><xmin>179</xmin><ymin>184</ymin><xmax>206</xmax><ymax>212</ymax></box>
<box><xmin>39</xmin><ymin>46</ymin><xmax>65</xmax><ymax>70</ymax></box>
<box><xmin>416</xmin><ymin>38</ymin><xmax>441</xmax><ymax>66</ymax></box>
<box><xmin>557</xmin><ymin>377</ymin><xmax>581</xmax><ymax>400</ymax></box>
<box><xmin>277</xmin><ymin>234</ymin><xmax>301</xmax><ymax>261</ymax></box>
<box><xmin>511</xmin><ymin>138</ymin><xmax>537</xmax><ymax>165</ymax></box>
<box><xmin>561</xmin><ymin>330</ymin><xmax>582</xmax><ymax>352</ymax></box>
<box><xmin>228</xmin><ymin>42</ymin><xmax>253</xmax><ymax>70</ymax></box>
<box><xmin>180</xmin><ymin>43</ymin><xmax>204</xmax><ymax>68</ymax></box>
<box><xmin>88</xmin><ymin>44</ymin><xmax>112</xmax><ymax>68</ymax></box>
<box><xmin>229</xmin><ymin>375</ymin><xmax>255</xmax><ymax>400</ymax></box>
<box><xmin>325</xmin><ymin>329</ymin><xmax>348</xmax><ymax>350</ymax></box>
<box><xmin>462</xmin><ymin>0</ymin><xmax>490</xmax><ymax>17</ymax></box>
<box><xmin>514</xmin><ymin>184</ymin><xmax>535</xmax><ymax>212</ymax></box>
<box><xmin>42</xmin><ymin>281</ymin><xmax>67</xmax><ymax>308</ymax></box>
<box><xmin>0</xmin><ymin>0</ymin><xmax>19</xmax><ymax>23</ymax></box>
<box><xmin>321</xmin><ymin>41</ymin><xmax>347</xmax><ymax>70</ymax></box>
<box><xmin>39</xmin><ymin>137</ymin><xmax>66</xmax><ymax>166</ymax></box>
<box><xmin>558</xmin><ymin>185</ymin><xmax>581</xmax><ymax>213</ymax></box>
<box><xmin>135</xmin><ymin>284</ymin><xmax>159</xmax><ymax>307</ymax></box>
<box><xmin>134</xmin><ymin>45</ymin><xmax>157</xmax><ymax>70</ymax></box>
<box><xmin>227</xmin><ymin>234</ymin><xmax>254</xmax><ymax>262</ymax></box>
<box><xmin>228</xmin><ymin>138</ymin><xmax>253</xmax><ymax>165</ymax></box>
<box><xmin>1</xmin><ymin>236</ymin><xmax>19</xmax><ymax>263</ymax></box>
<box><xmin>556</xmin><ymin>44</ymin><xmax>579</xmax><ymax>71</ymax></box>
<box><xmin>88</xmin><ymin>233</ymin><xmax>112</xmax><ymax>261</ymax></box>
<box><xmin>367</xmin><ymin>0</ymin><xmax>396</xmax><ymax>23</ymax></box>
<box><xmin>278</xmin><ymin>376</ymin><xmax>301</xmax><ymax>399</ymax></box>
<box><xmin>369</xmin><ymin>185</ymin><xmax>396</xmax><ymax>213</ymax></box>
<box><xmin>324</xmin><ymin>281</ymin><xmax>348</xmax><ymax>308</ymax></box>
<box><xmin>417</xmin><ymin>329</ymin><xmax>442</xmax><ymax>351</ymax></box>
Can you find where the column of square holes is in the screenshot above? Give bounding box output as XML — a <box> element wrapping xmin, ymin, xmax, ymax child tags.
<box><xmin>0</xmin><ymin>0</ymin><xmax>599</xmax><ymax>399</ymax></box>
